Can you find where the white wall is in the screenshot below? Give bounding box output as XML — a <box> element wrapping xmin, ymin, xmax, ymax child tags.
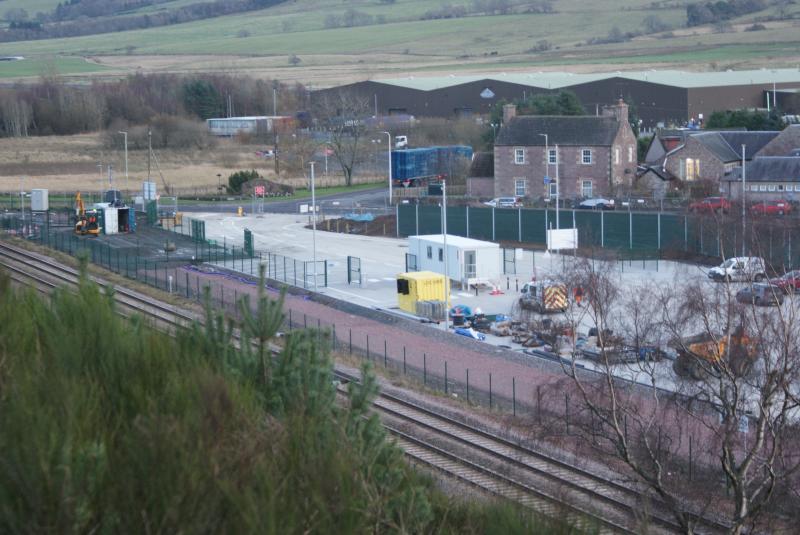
<box><xmin>409</xmin><ymin>236</ymin><xmax>501</xmax><ymax>284</ymax></box>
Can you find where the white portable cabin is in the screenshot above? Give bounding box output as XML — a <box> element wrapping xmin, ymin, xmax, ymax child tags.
<box><xmin>30</xmin><ymin>189</ymin><xmax>49</xmax><ymax>211</ymax></box>
<box><xmin>408</xmin><ymin>234</ymin><xmax>502</xmax><ymax>288</ymax></box>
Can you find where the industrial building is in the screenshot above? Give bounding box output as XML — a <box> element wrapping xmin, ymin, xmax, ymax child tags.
<box><xmin>206</xmin><ymin>116</ymin><xmax>293</xmax><ymax>137</ymax></box>
<box><xmin>312</xmin><ymin>69</ymin><xmax>800</xmax><ymax>128</ymax></box>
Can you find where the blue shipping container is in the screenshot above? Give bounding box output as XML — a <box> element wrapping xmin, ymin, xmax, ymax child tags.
<box><xmin>391</xmin><ymin>145</ymin><xmax>473</xmax><ymax>182</ymax></box>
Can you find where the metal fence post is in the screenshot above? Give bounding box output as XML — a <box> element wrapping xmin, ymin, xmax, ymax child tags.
<box><xmin>366</xmin><ymin>335</ymin><xmax>370</xmax><ymax>360</ymax></box>
<box><xmin>384</xmin><ymin>340</ymin><xmax>387</xmax><ymax>368</ymax></box>
<box><xmin>512</xmin><ymin>377</ymin><xmax>516</xmax><ymax>416</ymax></box>
<box><xmin>601</xmin><ymin>210</ymin><xmax>605</xmax><ymax>247</ymax></box>
<box><xmin>403</xmin><ymin>347</ymin><xmax>406</xmax><ymax>374</ymax></box>
<box><xmin>466</xmin><ymin>369</ymin><xmax>470</xmax><ymax>403</ymax></box>
<box><xmin>349</xmin><ymin>328</ymin><xmax>352</xmax><ymax>354</ymax></box>
<box><xmin>444</xmin><ymin>361</ymin><xmax>448</xmax><ymax>394</ymax></box>
<box><xmin>423</xmin><ymin>353</ymin><xmax>427</xmax><ymax>385</ymax></box>
<box><xmin>489</xmin><ymin>373</ymin><xmax>493</xmax><ymax>409</ymax></box>
<box><xmin>332</xmin><ymin>324</ymin><xmax>336</xmax><ymax>350</ymax></box>
<box><xmin>629</xmin><ymin>210</ymin><xmax>633</xmax><ymax>249</ymax></box>
<box><xmin>492</xmin><ymin>207</ymin><xmax>496</xmax><ymax>241</ymax></box>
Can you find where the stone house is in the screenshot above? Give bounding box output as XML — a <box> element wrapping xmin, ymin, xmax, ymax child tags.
<box><xmin>466</xmin><ymin>152</ymin><xmax>494</xmax><ymax>198</ymax></box>
<box><xmin>721</xmin><ymin>157</ymin><xmax>800</xmax><ymax>200</ymax></box>
<box><xmin>493</xmin><ymin>100</ymin><xmax>637</xmax><ymax>200</ymax></box>
<box><xmin>754</xmin><ymin>124</ymin><xmax>800</xmax><ymax>156</ymax></box>
<box><xmin>644</xmin><ymin>130</ymin><xmax>778</xmax><ymax>184</ymax></box>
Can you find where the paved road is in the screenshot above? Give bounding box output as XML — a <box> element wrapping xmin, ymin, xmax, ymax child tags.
<box><xmin>178</xmin><ymin>186</ymin><xmax>391</xmax><ymax>215</ymax></box>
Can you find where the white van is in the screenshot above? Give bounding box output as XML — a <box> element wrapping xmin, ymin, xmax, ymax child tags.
<box><xmin>708</xmin><ymin>257</ymin><xmax>767</xmax><ymax>282</ymax></box>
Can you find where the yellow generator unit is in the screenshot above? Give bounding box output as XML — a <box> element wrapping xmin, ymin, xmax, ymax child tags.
<box><xmin>396</xmin><ymin>271</ymin><xmax>449</xmax><ymax>316</ymax></box>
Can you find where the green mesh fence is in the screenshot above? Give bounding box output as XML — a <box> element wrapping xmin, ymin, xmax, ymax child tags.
<box><xmin>631</xmin><ymin>213</ymin><xmax>659</xmax><ymax>250</ymax></box>
<box><xmin>468</xmin><ymin>207</ymin><xmax>493</xmax><ymax>241</ymax></box>
<box><xmin>521</xmin><ymin>210</ymin><xmax>546</xmax><ymax>243</ymax></box>
<box><xmin>494</xmin><ymin>208</ymin><xmax>520</xmax><ymax>242</ymax></box>
<box><xmin>573</xmin><ymin>211</ymin><xmax>602</xmax><ymax>247</ymax></box>
<box><xmin>447</xmin><ymin>206</ymin><xmax>467</xmax><ymax>237</ymax></box>
<box><xmin>419</xmin><ymin>205</ymin><xmax>442</xmax><ymax>234</ymax></box>
<box><xmin>660</xmin><ymin>214</ymin><xmax>686</xmax><ymax>252</ymax></box>
<box><xmin>603</xmin><ymin>212</ymin><xmax>630</xmax><ymax>249</ymax></box>
<box><xmin>397</xmin><ymin>204</ymin><xmax>417</xmax><ymax>236</ymax></box>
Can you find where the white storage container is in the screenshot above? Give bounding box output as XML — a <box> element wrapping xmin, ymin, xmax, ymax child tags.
<box><xmin>104</xmin><ymin>207</ymin><xmax>119</xmax><ymax>235</ymax></box>
<box><xmin>31</xmin><ymin>189</ymin><xmax>49</xmax><ymax>211</ymax></box>
<box><xmin>408</xmin><ymin>234</ymin><xmax>502</xmax><ymax>288</ymax></box>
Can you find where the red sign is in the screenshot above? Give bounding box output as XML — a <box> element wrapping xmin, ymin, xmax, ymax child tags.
<box><xmin>254</xmin><ymin>185</ymin><xmax>265</xmax><ymax>196</ymax></box>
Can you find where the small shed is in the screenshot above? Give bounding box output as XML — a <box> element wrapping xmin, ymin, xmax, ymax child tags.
<box><xmin>408</xmin><ymin>234</ymin><xmax>502</xmax><ymax>288</ymax></box>
<box><xmin>396</xmin><ymin>271</ymin><xmax>449</xmax><ymax>316</ymax></box>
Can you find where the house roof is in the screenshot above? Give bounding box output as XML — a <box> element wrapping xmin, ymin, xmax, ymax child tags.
<box><xmin>690</xmin><ymin>131</ymin><xmax>779</xmax><ymax>162</ymax></box>
<box><xmin>412</xmin><ymin>234</ymin><xmax>500</xmax><ymax>249</ymax></box>
<box><xmin>724</xmin><ymin>157</ymin><xmax>800</xmax><ymax>182</ymax></box>
<box><xmin>375</xmin><ymin>69</ymin><xmax>800</xmax><ymax>92</ymax></box>
<box><xmin>637</xmin><ymin>165</ymin><xmax>674</xmax><ymax>181</ymax></box>
<box><xmin>495</xmin><ymin>116</ymin><xmax>620</xmax><ymax>147</ymax></box>
<box><xmin>468</xmin><ymin>152</ymin><xmax>494</xmax><ymax>178</ymax></box>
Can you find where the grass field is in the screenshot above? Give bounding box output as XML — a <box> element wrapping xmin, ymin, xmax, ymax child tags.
<box><xmin>0</xmin><ymin>57</ymin><xmax>111</xmax><ymax>78</ymax></box>
<box><xmin>0</xmin><ymin>0</ymin><xmax>796</xmax><ymax>84</ymax></box>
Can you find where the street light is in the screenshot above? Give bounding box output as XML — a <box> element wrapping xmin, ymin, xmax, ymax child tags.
<box><xmin>309</xmin><ymin>161</ymin><xmax>318</xmax><ymax>291</ymax></box>
<box><xmin>442</xmin><ymin>179</ymin><xmax>449</xmax><ymax>331</ymax></box>
<box><xmin>118</xmin><ymin>131</ymin><xmax>128</xmax><ymax>196</ymax></box>
<box><xmin>381</xmin><ymin>131</ymin><xmax>392</xmax><ymax>204</ymax></box>
<box><xmin>741</xmin><ymin>144</ymin><xmax>746</xmax><ymax>257</ymax></box>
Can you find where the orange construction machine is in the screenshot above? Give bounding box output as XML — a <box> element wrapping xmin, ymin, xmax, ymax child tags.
<box><xmin>672</xmin><ymin>325</ymin><xmax>757</xmax><ymax>380</ymax></box>
<box><xmin>74</xmin><ymin>192</ymin><xmax>101</xmax><ymax>236</ymax></box>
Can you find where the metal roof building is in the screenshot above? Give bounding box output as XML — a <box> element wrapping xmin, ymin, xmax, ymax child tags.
<box><xmin>312</xmin><ymin>69</ymin><xmax>800</xmax><ymax>128</ymax></box>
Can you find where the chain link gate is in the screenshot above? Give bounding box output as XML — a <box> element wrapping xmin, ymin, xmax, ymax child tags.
<box><xmin>347</xmin><ymin>255</ymin><xmax>362</xmax><ymax>286</ymax></box>
<box><xmin>503</xmin><ymin>248</ymin><xmax>516</xmax><ymax>275</ymax></box>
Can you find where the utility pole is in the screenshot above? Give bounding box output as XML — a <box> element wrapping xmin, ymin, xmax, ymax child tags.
<box><xmin>742</xmin><ymin>144</ymin><xmax>746</xmax><ymax>257</ymax></box>
<box><xmin>118</xmin><ymin>131</ymin><xmax>128</xmax><ymax>196</ymax></box>
<box><xmin>107</xmin><ymin>164</ymin><xmax>113</xmax><ymax>191</ymax></box>
<box><xmin>382</xmin><ymin>131</ymin><xmax>392</xmax><ymax>204</ymax></box>
<box><xmin>442</xmin><ymin>180</ymin><xmax>449</xmax><ymax>331</ymax></box>
<box><xmin>147</xmin><ymin>130</ymin><xmax>152</xmax><ymax>180</ymax></box>
<box><xmin>310</xmin><ymin>161</ymin><xmax>317</xmax><ymax>291</ymax></box>
<box><xmin>555</xmin><ymin>144</ymin><xmax>560</xmax><ymax>229</ymax></box>
<box><xmin>19</xmin><ymin>176</ymin><xmax>24</xmax><ymax>227</ymax></box>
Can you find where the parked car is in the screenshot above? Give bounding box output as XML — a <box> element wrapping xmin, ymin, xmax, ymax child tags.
<box><xmin>689</xmin><ymin>197</ymin><xmax>731</xmax><ymax>213</ymax></box>
<box><xmin>707</xmin><ymin>257</ymin><xmax>767</xmax><ymax>282</ymax></box>
<box><xmin>454</xmin><ymin>327</ymin><xmax>486</xmax><ymax>341</ymax></box>
<box><xmin>578</xmin><ymin>198</ymin><xmax>615</xmax><ymax>210</ymax></box>
<box><xmin>750</xmin><ymin>199</ymin><xmax>792</xmax><ymax>216</ymax></box>
<box><xmin>484</xmin><ymin>197</ymin><xmax>521</xmax><ymax>208</ymax></box>
<box><xmin>736</xmin><ymin>284</ymin><xmax>784</xmax><ymax>306</ymax></box>
<box><xmin>769</xmin><ymin>270</ymin><xmax>800</xmax><ymax>293</ymax></box>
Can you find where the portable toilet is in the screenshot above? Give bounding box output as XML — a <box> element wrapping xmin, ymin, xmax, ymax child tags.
<box><xmin>396</xmin><ymin>271</ymin><xmax>449</xmax><ymax>315</ymax></box>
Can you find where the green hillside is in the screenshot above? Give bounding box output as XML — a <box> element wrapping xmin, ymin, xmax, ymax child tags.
<box><xmin>0</xmin><ymin>0</ymin><xmax>797</xmax><ymax>81</ymax></box>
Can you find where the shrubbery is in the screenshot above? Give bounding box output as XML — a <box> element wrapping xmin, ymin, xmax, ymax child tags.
<box><xmin>0</xmin><ymin>265</ymin><xmax>575</xmax><ymax>533</ymax></box>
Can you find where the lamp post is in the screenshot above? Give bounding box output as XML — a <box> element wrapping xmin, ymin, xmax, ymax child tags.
<box><xmin>442</xmin><ymin>179</ymin><xmax>449</xmax><ymax>331</ymax></box>
<box><xmin>310</xmin><ymin>161</ymin><xmax>318</xmax><ymax>291</ymax></box>
<box><xmin>19</xmin><ymin>176</ymin><xmax>24</xmax><ymax>227</ymax></box>
<box><xmin>381</xmin><ymin>131</ymin><xmax>392</xmax><ymax>204</ymax></box>
<box><xmin>118</xmin><ymin>131</ymin><xmax>128</xmax><ymax>196</ymax></box>
<box><xmin>741</xmin><ymin>144</ymin><xmax>746</xmax><ymax>257</ymax></box>
<box><xmin>539</xmin><ymin>132</ymin><xmax>549</xmax><ymax>198</ymax></box>
<box><xmin>217</xmin><ymin>173</ymin><xmax>222</xmax><ymax>192</ymax></box>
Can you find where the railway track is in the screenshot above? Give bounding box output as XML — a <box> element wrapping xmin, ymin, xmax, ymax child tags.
<box><xmin>0</xmin><ymin>239</ymin><xmax>730</xmax><ymax>534</ymax></box>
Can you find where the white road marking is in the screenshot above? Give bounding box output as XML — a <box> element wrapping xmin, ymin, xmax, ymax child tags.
<box><xmin>326</xmin><ymin>287</ymin><xmax>382</xmax><ymax>303</ymax></box>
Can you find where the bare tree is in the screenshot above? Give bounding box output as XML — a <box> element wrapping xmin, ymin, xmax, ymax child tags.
<box><xmin>314</xmin><ymin>90</ymin><xmax>372</xmax><ymax>186</ymax></box>
<box><xmin>544</xmin><ymin>252</ymin><xmax>800</xmax><ymax>534</ymax></box>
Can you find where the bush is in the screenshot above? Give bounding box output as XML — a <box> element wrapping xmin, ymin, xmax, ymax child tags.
<box><xmin>228</xmin><ymin>169</ymin><xmax>260</xmax><ymax>193</ymax></box>
<box><xmin>102</xmin><ymin>115</ymin><xmax>216</xmax><ymax>151</ymax></box>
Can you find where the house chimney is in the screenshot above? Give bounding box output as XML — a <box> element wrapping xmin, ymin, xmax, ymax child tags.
<box><xmin>503</xmin><ymin>103</ymin><xmax>517</xmax><ymax>123</ymax></box>
<box><xmin>603</xmin><ymin>98</ymin><xmax>629</xmax><ymax>124</ymax></box>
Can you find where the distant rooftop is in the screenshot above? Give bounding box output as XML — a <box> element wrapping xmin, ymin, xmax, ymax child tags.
<box><xmin>377</xmin><ymin>69</ymin><xmax>800</xmax><ymax>92</ymax></box>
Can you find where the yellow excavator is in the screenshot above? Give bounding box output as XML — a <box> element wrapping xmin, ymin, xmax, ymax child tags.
<box><xmin>672</xmin><ymin>325</ymin><xmax>757</xmax><ymax>380</ymax></box>
<box><xmin>74</xmin><ymin>192</ymin><xmax>101</xmax><ymax>236</ymax></box>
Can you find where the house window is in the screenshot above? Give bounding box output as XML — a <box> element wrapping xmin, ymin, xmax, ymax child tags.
<box><xmin>615</xmin><ymin>147</ymin><xmax>620</xmax><ymax>165</ymax></box>
<box><xmin>686</xmin><ymin>158</ymin><xmax>698</xmax><ymax>181</ymax></box>
<box><xmin>426</xmin><ymin>246</ymin><xmax>432</xmax><ymax>259</ymax></box>
<box><xmin>514</xmin><ymin>179</ymin><xmax>527</xmax><ymax>197</ymax></box>
<box><xmin>548</xmin><ymin>182</ymin><xmax>558</xmax><ymax>198</ymax></box>
<box><xmin>438</xmin><ymin>248</ymin><xmax>444</xmax><ymax>262</ymax></box>
<box><xmin>548</xmin><ymin>149</ymin><xmax>557</xmax><ymax>164</ymax></box>
<box><xmin>514</xmin><ymin>148</ymin><xmax>525</xmax><ymax>164</ymax></box>
<box><xmin>679</xmin><ymin>159</ymin><xmax>685</xmax><ymax>180</ymax></box>
<box><xmin>768</xmin><ymin>184</ymin><xmax>776</xmax><ymax>192</ymax></box>
<box><xmin>787</xmin><ymin>185</ymin><xmax>794</xmax><ymax>192</ymax></box>
<box><xmin>750</xmin><ymin>185</ymin><xmax>759</xmax><ymax>192</ymax></box>
<box><xmin>759</xmin><ymin>185</ymin><xmax>767</xmax><ymax>192</ymax></box>
<box><xmin>628</xmin><ymin>146</ymin><xmax>634</xmax><ymax>163</ymax></box>
<box><xmin>581</xmin><ymin>149</ymin><xmax>592</xmax><ymax>165</ymax></box>
<box><xmin>778</xmin><ymin>184</ymin><xmax>784</xmax><ymax>191</ymax></box>
<box><xmin>581</xmin><ymin>180</ymin><xmax>593</xmax><ymax>198</ymax></box>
